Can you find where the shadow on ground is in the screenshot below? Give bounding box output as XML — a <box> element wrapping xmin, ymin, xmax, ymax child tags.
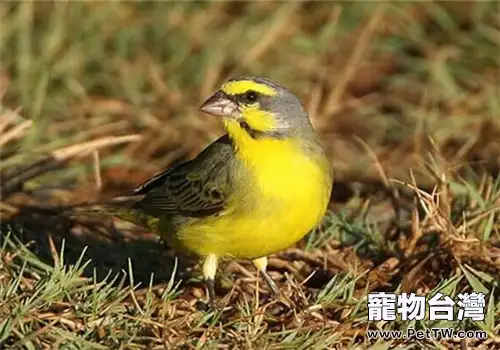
<box><xmin>1</xmin><ymin>206</ymin><xmax>184</xmax><ymax>286</ymax></box>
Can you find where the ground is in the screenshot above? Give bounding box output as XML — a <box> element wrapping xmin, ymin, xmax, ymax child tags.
<box><xmin>0</xmin><ymin>2</ymin><xmax>499</xmax><ymax>349</ymax></box>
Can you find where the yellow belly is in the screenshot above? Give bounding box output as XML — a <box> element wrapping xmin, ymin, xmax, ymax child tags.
<box><xmin>176</xmin><ymin>200</ymin><xmax>327</xmax><ymax>259</ymax></box>
<box><xmin>174</xmin><ymin>136</ymin><xmax>332</xmax><ymax>259</ymax></box>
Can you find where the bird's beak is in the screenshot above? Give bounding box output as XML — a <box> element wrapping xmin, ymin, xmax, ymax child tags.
<box><xmin>199</xmin><ymin>90</ymin><xmax>239</xmax><ymax>118</ymax></box>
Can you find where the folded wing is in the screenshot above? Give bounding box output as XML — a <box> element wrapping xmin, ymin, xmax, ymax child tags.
<box><xmin>132</xmin><ymin>135</ymin><xmax>234</xmax><ymax>217</ymax></box>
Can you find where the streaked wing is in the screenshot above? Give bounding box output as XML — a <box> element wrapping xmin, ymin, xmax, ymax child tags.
<box><xmin>132</xmin><ymin>135</ymin><xmax>234</xmax><ymax>217</ymax></box>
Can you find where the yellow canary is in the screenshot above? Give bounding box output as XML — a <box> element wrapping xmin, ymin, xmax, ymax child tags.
<box><xmin>106</xmin><ymin>77</ymin><xmax>333</xmax><ymax>300</ymax></box>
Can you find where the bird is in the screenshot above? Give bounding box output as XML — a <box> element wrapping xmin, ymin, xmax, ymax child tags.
<box><xmin>88</xmin><ymin>76</ymin><xmax>333</xmax><ymax>302</ymax></box>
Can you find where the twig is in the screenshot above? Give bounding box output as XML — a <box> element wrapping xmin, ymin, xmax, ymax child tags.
<box><xmin>1</xmin><ymin>134</ymin><xmax>142</xmax><ymax>198</ymax></box>
<box><xmin>0</xmin><ymin>120</ymin><xmax>33</xmax><ymax>146</ymax></box>
<box><xmin>51</xmin><ymin>134</ymin><xmax>142</xmax><ymax>160</ymax></box>
<box><xmin>92</xmin><ymin>150</ymin><xmax>102</xmax><ymax>190</ymax></box>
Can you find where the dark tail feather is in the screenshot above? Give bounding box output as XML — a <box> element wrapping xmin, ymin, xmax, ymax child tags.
<box><xmin>65</xmin><ymin>195</ymin><xmax>159</xmax><ymax>231</ymax></box>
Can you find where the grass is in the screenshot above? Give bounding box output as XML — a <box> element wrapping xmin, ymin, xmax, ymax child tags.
<box><xmin>1</xmin><ymin>1</ymin><xmax>499</xmax><ymax>349</ymax></box>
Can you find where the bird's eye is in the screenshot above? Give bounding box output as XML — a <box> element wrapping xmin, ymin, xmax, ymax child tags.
<box><xmin>243</xmin><ymin>90</ymin><xmax>258</xmax><ymax>103</ymax></box>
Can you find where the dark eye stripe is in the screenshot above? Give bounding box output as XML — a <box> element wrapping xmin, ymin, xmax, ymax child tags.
<box><xmin>234</xmin><ymin>92</ymin><xmax>259</xmax><ymax>104</ymax></box>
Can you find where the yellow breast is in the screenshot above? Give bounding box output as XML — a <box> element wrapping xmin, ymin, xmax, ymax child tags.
<box><xmin>176</xmin><ymin>122</ymin><xmax>332</xmax><ymax>259</ymax></box>
<box><xmin>230</xmin><ymin>134</ymin><xmax>331</xmax><ymax>257</ymax></box>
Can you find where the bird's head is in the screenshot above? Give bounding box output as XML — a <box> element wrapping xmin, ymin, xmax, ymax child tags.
<box><xmin>199</xmin><ymin>76</ymin><xmax>311</xmax><ymax>140</ymax></box>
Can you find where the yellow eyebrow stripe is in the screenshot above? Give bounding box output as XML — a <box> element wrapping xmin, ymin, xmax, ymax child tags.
<box><xmin>221</xmin><ymin>80</ymin><xmax>277</xmax><ymax>96</ymax></box>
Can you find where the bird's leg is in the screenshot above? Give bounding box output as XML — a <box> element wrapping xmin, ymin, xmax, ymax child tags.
<box><xmin>202</xmin><ymin>253</ymin><xmax>218</xmax><ymax>303</ymax></box>
<box><xmin>252</xmin><ymin>256</ymin><xmax>280</xmax><ymax>296</ymax></box>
